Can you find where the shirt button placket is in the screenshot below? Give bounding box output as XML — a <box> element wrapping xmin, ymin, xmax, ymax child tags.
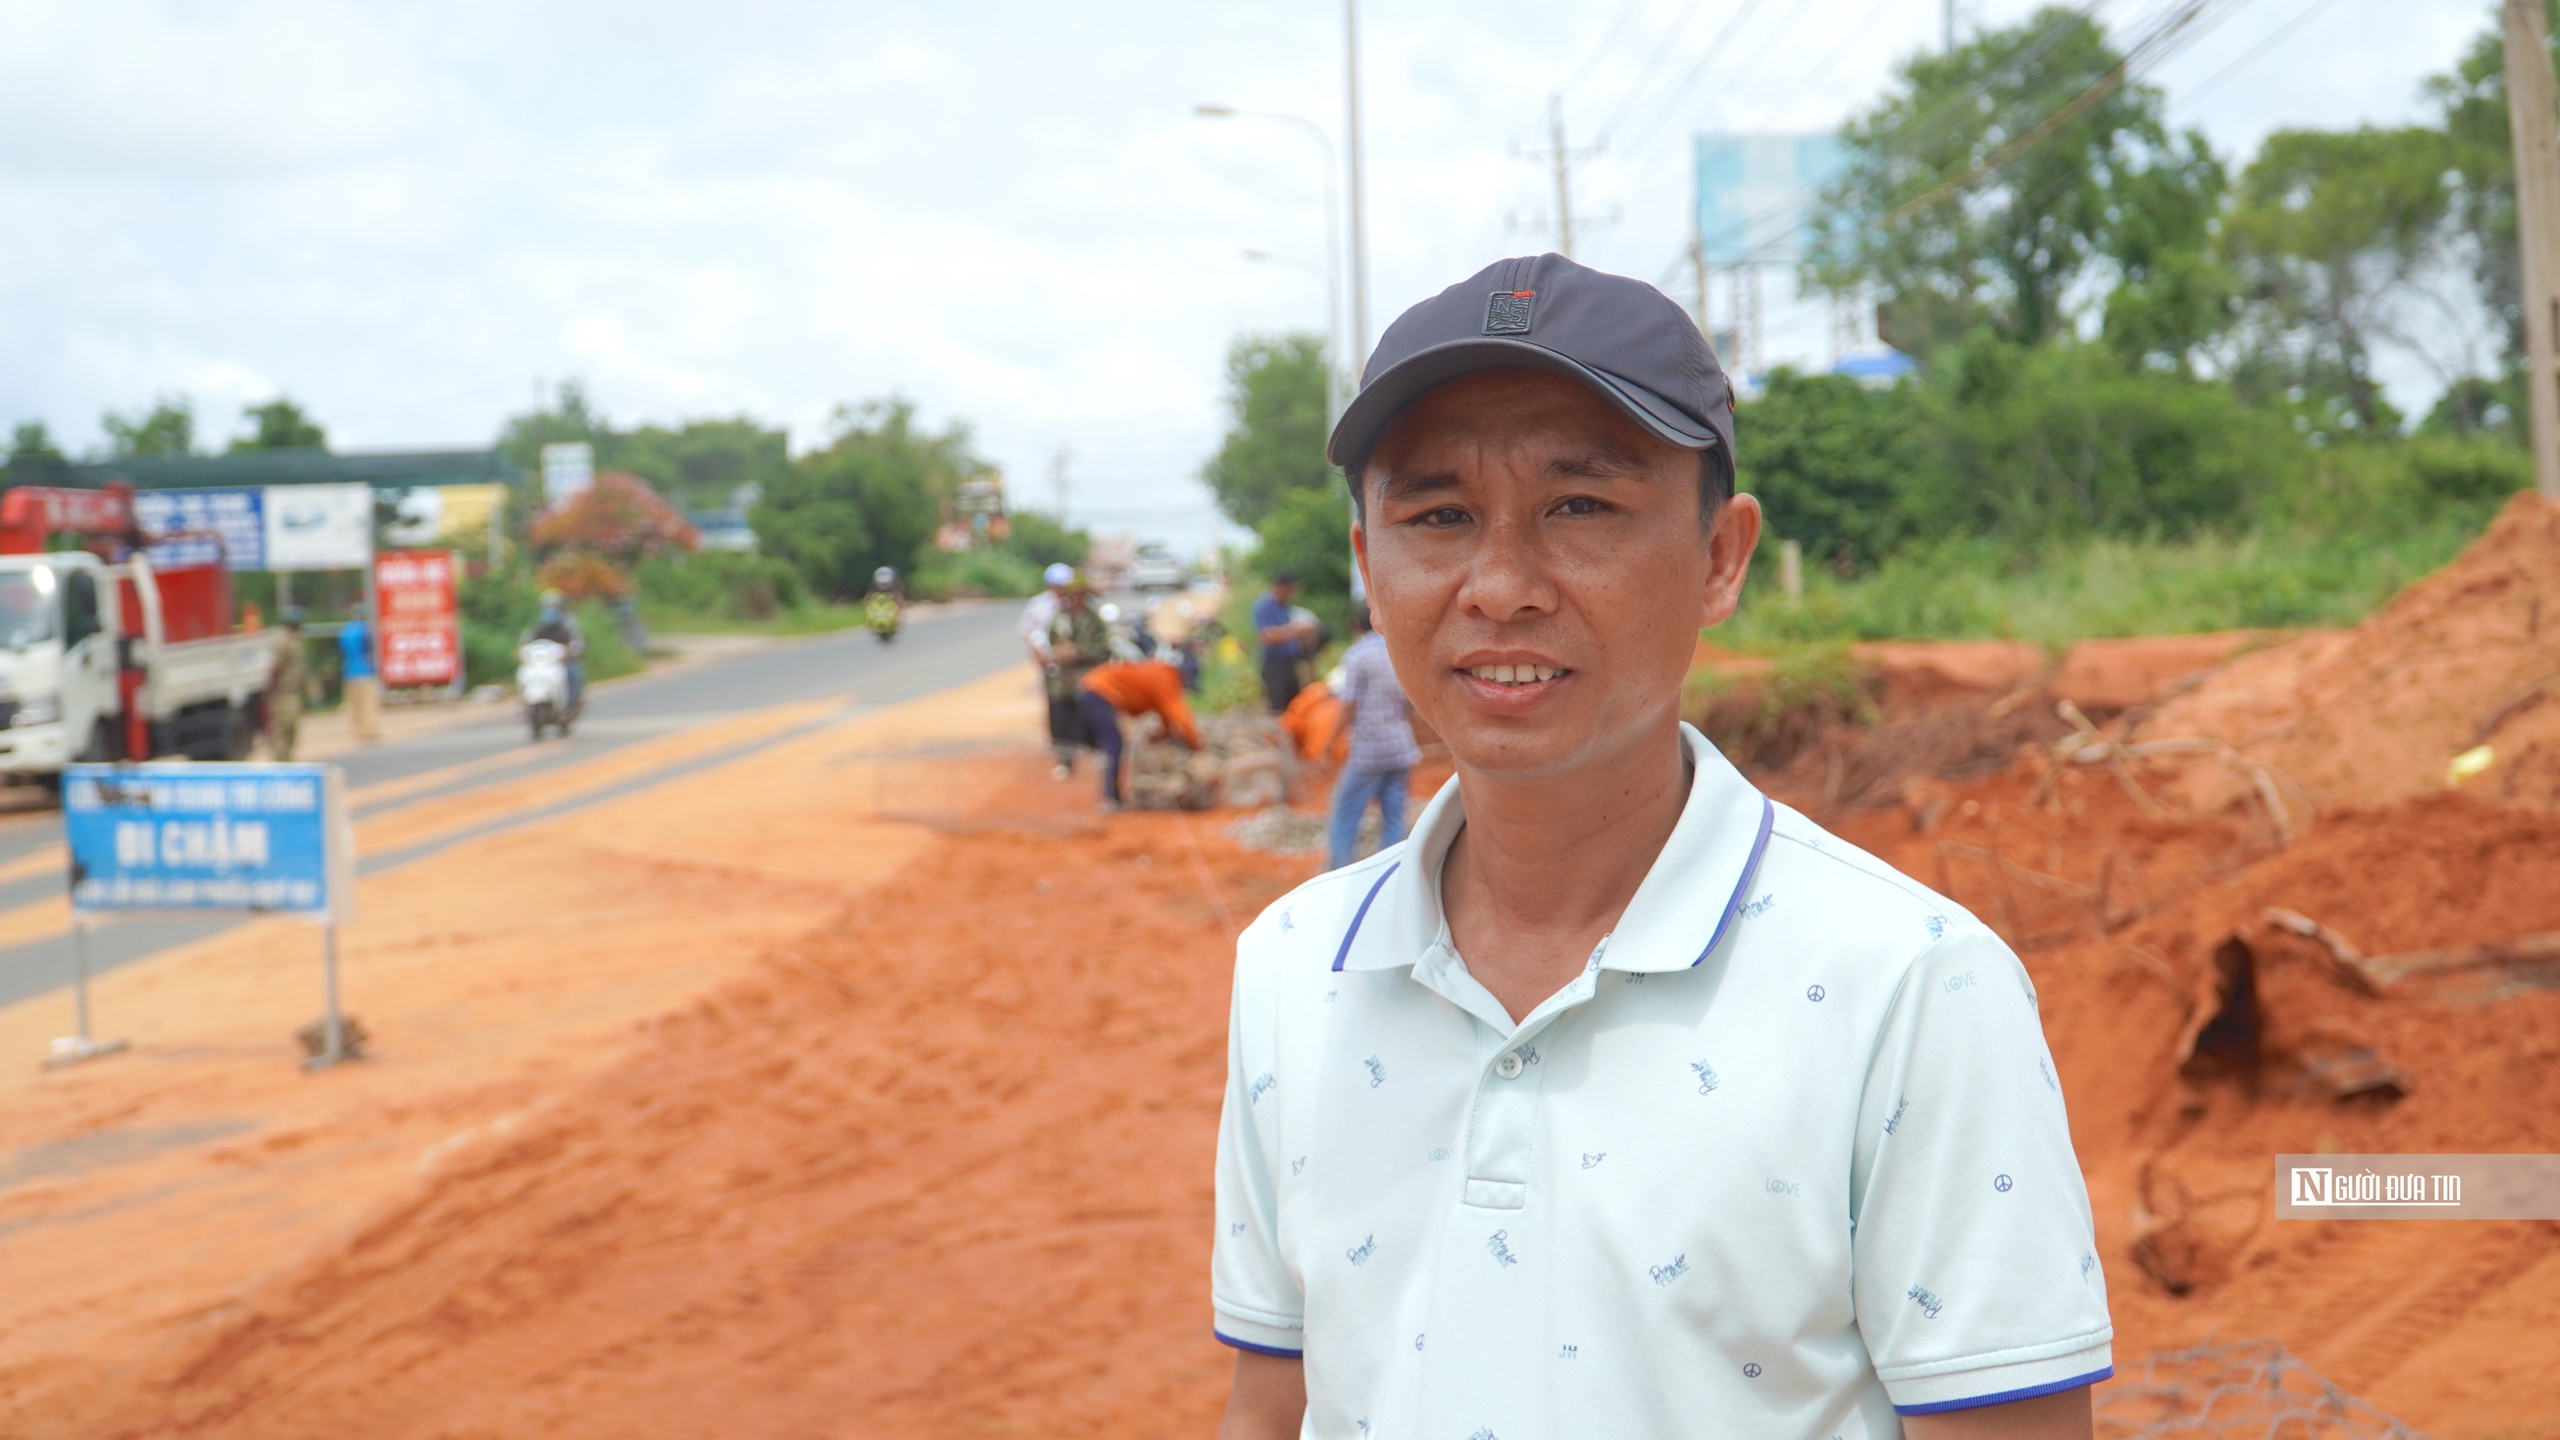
<box><xmin>1462</xmin><ymin>1033</ymin><xmax>1545</xmax><ymax>1211</ymax></box>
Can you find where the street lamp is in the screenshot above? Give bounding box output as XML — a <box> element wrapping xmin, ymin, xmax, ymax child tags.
<box><xmin>1194</xmin><ymin>103</ymin><xmax>1345</xmax><ymax>431</ymax></box>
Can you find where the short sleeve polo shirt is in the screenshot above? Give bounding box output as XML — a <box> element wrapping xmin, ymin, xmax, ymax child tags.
<box><xmin>1212</xmin><ymin>724</ymin><xmax>2111</xmax><ymax>1438</ymax></box>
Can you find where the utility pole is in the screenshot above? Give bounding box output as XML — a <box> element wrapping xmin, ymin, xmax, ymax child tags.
<box><xmin>1511</xmin><ymin>95</ymin><xmax>1613</xmax><ymax>259</ymax></box>
<box><xmin>1690</xmin><ymin>234</ymin><xmax>1711</xmax><ymax>341</ymax></box>
<box><xmin>1051</xmin><ymin>445</ymin><xmax>1071</xmax><ymax>521</ymax></box>
<box><xmin>2505</xmin><ymin>0</ymin><xmax>2560</xmax><ymax>497</ymax></box>
<box><xmin>1943</xmin><ymin>0</ymin><xmax>1956</xmax><ymax>52</ymax></box>
<box><xmin>1344</xmin><ymin>0</ymin><xmax>1372</xmax><ymax>379</ymax></box>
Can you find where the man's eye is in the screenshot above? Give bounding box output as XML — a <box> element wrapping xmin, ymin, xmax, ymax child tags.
<box><xmin>1413</xmin><ymin>506</ymin><xmax>1470</xmax><ymax>528</ymax></box>
<box><xmin>1554</xmin><ymin>496</ymin><xmax>1607</xmax><ymax>516</ymax></box>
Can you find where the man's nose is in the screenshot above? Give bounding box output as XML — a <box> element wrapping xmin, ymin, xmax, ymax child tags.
<box><xmin>1458</xmin><ymin>514</ymin><xmax>1560</xmax><ymax>624</ymax></box>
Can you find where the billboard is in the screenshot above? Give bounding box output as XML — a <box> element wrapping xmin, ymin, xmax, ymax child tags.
<box><xmin>263</xmin><ymin>482</ymin><xmax>374</xmax><ymax>572</ymax></box>
<box><xmin>133</xmin><ymin>487</ymin><xmax>266</xmax><ymax>570</ymax></box>
<box><xmin>374</xmin><ymin>549</ymin><xmax>461</xmax><ymax>688</ymax></box>
<box><xmin>1694</xmin><ymin>132</ymin><xmax>1846</xmax><ymax>266</ymax></box>
<box><xmin>64</xmin><ymin>763</ymin><xmax>351</xmax><ymax>920</ymax></box>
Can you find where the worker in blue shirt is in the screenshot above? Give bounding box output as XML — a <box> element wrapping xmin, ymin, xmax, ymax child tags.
<box><xmin>1251</xmin><ymin>571</ymin><xmax>1320</xmax><ymax>712</ymax></box>
<box><xmin>339</xmin><ymin>604</ymin><xmax>381</xmax><ymax>743</ymax></box>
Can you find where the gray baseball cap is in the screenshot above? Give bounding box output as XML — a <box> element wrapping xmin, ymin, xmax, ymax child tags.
<box><xmin>1327</xmin><ymin>252</ymin><xmax>1734</xmax><ymax>470</ymax></box>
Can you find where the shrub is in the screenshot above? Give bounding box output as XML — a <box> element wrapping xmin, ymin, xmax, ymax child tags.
<box><xmin>633</xmin><ymin>551</ymin><xmax>808</xmax><ymax>622</ymax></box>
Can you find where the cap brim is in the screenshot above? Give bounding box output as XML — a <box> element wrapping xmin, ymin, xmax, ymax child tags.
<box><xmin>1326</xmin><ymin>337</ymin><xmax>1718</xmax><ymax>467</ymax></box>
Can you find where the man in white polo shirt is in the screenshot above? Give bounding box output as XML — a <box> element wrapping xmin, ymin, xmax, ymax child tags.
<box><xmin>1210</xmin><ymin>254</ymin><xmax>2110</xmax><ymax>1439</ymax></box>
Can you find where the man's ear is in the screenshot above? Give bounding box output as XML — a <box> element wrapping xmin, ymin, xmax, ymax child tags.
<box><xmin>1351</xmin><ymin>508</ymin><xmax>1374</xmax><ymax>624</ymax></box>
<box><xmin>1698</xmin><ymin>493</ymin><xmax>1762</xmax><ymax>630</ymax></box>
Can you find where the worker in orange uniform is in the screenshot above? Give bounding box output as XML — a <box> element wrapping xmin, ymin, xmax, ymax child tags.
<box><xmin>1077</xmin><ymin>658</ymin><xmax>1202</xmax><ymax>811</ymax></box>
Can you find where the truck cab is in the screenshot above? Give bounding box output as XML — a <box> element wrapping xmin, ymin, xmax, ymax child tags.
<box><xmin>0</xmin><ymin>548</ymin><xmax>273</xmax><ymax>778</ymax></box>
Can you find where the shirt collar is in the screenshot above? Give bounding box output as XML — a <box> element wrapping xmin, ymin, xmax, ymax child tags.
<box><xmin>1334</xmin><ymin>723</ymin><xmax>1775</xmax><ymax>976</ymax></box>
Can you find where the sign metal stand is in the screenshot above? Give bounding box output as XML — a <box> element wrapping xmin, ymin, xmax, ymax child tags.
<box><xmin>57</xmin><ymin>761</ymin><xmax>355</xmax><ymax>1073</ymax></box>
<box><xmin>42</xmin><ymin>916</ymin><xmax>129</xmax><ymax>1069</ymax></box>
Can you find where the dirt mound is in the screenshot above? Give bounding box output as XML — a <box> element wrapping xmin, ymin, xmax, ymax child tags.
<box><xmin>32</xmin><ymin>755</ymin><xmax>1293</xmax><ymax>1440</ymax></box>
<box><xmin>1828</xmin><ymin>758</ymin><xmax>2560</xmax><ymax>1435</ymax></box>
<box><xmin>2138</xmin><ymin>491</ymin><xmax>2560</xmax><ymax>812</ymax></box>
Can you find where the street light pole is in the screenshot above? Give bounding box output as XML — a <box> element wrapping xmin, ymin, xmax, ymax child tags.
<box><xmin>1344</xmin><ymin>0</ymin><xmax>1372</xmax><ymax>380</ymax></box>
<box><xmin>1195</xmin><ymin>104</ymin><xmax>1346</xmax><ymax>429</ymax></box>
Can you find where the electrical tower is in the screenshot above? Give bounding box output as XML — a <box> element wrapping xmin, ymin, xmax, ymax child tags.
<box><xmin>1512</xmin><ymin>95</ymin><xmax>1617</xmax><ymax>258</ymax></box>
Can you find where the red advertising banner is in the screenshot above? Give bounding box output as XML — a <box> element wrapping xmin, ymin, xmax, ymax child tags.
<box><xmin>374</xmin><ymin>549</ymin><xmax>461</xmax><ymax>688</ymax></box>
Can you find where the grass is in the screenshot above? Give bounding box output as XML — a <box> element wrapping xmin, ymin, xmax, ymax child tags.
<box><xmin>638</xmin><ymin>602</ymin><xmax>874</xmax><ymax>637</ymax></box>
<box><xmin>1715</xmin><ymin>516</ymin><xmax>2488</xmax><ymax>652</ymax></box>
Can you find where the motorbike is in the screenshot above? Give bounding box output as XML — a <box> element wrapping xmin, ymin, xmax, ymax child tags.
<box><xmin>517</xmin><ymin>638</ymin><xmax>580</xmax><ymax>741</ymax></box>
<box><xmin>864</xmin><ymin>591</ymin><xmax>901</xmax><ymax>644</ymax></box>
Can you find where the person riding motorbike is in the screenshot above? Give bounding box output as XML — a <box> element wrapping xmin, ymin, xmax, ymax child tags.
<box><xmin>521</xmin><ymin>590</ymin><xmax>585</xmax><ymax>716</ymax></box>
<box><xmin>864</xmin><ymin>565</ymin><xmax>903</xmax><ymax>641</ymax></box>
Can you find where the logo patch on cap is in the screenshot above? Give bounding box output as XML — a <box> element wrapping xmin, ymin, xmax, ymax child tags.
<box><xmin>1483</xmin><ymin>290</ymin><xmax>1536</xmax><ymax>335</ymax></box>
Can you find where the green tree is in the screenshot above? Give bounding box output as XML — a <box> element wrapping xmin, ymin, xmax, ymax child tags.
<box><xmin>612</xmin><ymin>417</ymin><xmax>789</xmax><ymax>513</ymax></box>
<box><xmin>1738</xmin><ymin>371</ymin><xmax>1941</xmax><ymax>572</ymax></box>
<box><xmin>1808</xmin><ymin>8</ymin><xmax>2218</xmax><ymax>361</ymax></box>
<box><xmin>1201</xmin><ymin>332</ymin><xmax>1331</xmax><ymax>527</ymax></box>
<box><xmin>751</xmin><ymin>399</ymin><xmax>976</xmax><ymax>600</ymax></box>
<box><xmin>5</xmin><ymin>420</ymin><xmax>67</xmax><ymax>479</ymax></box>
<box><xmin>1253</xmin><ymin>485</ymin><xmax>1354</xmax><ymax>620</ymax></box>
<box><xmin>497</xmin><ymin>379</ymin><xmax>608</xmax><ymax>474</ymax></box>
<box><xmin>101</xmin><ymin>395</ymin><xmax>196</xmax><ymax>457</ymax></box>
<box><xmin>232</xmin><ymin>398</ymin><xmax>327</xmax><ymax>451</ymax></box>
<box><xmin>1002</xmin><ymin>509</ymin><xmax>1089</xmax><ymax>569</ymax></box>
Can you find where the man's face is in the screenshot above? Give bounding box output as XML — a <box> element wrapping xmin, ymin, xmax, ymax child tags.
<box><xmin>1271</xmin><ymin>580</ymin><xmax>1298</xmax><ymax>604</ymax></box>
<box><xmin>1353</xmin><ymin>368</ymin><xmax>1760</xmax><ymax>783</ymax></box>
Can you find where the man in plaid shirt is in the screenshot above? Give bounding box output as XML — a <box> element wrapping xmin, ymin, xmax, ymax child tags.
<box><xmin>1326</xmin><ymin>602</ymin><xmax>1420</xmax><ymax>869</ymax></box>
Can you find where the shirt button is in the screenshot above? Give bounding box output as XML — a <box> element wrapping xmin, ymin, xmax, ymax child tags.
<box><xmin>1495</xmin><ymin>1051</ymin><xmax>1525</xmax><ymax>1080</ymax></box>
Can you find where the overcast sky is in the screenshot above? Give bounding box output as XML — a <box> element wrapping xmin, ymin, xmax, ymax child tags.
<box><xmin>0</xmin><ymin>0</ymin><xmax>2506</xmax><ymax>554</ymax></box>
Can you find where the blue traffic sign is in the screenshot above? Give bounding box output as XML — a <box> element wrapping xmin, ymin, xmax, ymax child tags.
<box><xmin>64</xmin><ymin>763</ymin><xmax>349</xmax><ymax>919</ymax></box>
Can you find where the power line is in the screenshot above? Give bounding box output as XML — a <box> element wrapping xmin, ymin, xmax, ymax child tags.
<box><xmin>1593</xmin><ymin>0</ymin><xmax>1727</xmax><ymax>143</ymax></box>
<box><xmin>2170</xmin><ymin>0</ymin><xmax>2350</xmax><ymax>113</ymax></box>
<box><xmin>1555</xmin><ymin>0</ymin><xmax>1654</xmax><ymax>100</ymax></box>
<box><xmin>1608</xmin><ymin>0</ymin><xmax>1785</xmax><ymax>156</ymax></box>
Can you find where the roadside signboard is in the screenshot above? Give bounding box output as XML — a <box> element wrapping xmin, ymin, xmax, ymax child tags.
<box><xmin>64</xmin><ymin>763</ymin><xmax>350</xmax><ymax>920</ymax></box>
<box><xmin>540</xmin><ymin>442</ymin><xmax>594</xmax><ymax>505</ymax></box>
<box><xmin>263</xmin><ymin>482</ymin><xmax>374</xmax><ymax>572</ymax></box>
<box><xmin>56</xmin><ymin>762</ymin><xmax>358</xmax><ymax>1069</ymax></box>
<box><xmin>133</xmin><ymin>487</ymin><xmax>266</xmax><ymax>570</ymax></box>
<box><xmin>126</xmin><ymin>483</ymin><xmax>374</xmax><ymax>573</ymax></box>
<box><xmin>374</xmin><ymin>549</ymin><xmax>461</xmax><ymax>688</ymax></box>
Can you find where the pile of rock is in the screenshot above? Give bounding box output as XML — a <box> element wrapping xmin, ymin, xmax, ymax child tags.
<box><xmin>1123</xmin><ymin>711</ymin><xmax>1300</xmax><ymax>812</ymax></box>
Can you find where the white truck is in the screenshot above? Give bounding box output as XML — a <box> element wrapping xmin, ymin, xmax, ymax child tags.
<box><xmin>0</xmin><ymin>485</ymin><xmax>276</xmax><ymax>781</ymax></box>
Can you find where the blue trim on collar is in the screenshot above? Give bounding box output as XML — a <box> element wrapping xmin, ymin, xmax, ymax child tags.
<box><xmin>1213</xmin><ymin>1329</ymin><xmax>1306</xmax><ymax>1359</ymax></box>
<box><xmin>1690</xmin><ymin>796</ymin><xmax>1776</xmax><ymax>968</ymax></box>
<box><xmin>1892</xmin><ymin>1365</ymin><xmax>2112</xmax><ymax>1415</ymax></box>
<box><xmin>1332</xmin><ymin>861</ymin><xmax>1401</xmax><ymax>972</ymax></box>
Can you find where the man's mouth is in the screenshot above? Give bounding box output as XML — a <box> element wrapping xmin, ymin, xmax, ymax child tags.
<box><xmin>1463</xmin><ymin>664</ymin><xmax>1567</xmax><ymax>686</ymax></box>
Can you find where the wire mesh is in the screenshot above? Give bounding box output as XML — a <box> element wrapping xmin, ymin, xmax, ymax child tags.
<box><xmin>2096</xmin><ymin>1340</ymin><xmax>2426</xmax><ymax>1439</ymax></box>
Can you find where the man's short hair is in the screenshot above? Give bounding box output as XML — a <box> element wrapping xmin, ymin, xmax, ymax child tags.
<box><xmin>1347</xmin><ymin>441</ymin><xmax>1732</xmax><ymax>525</ymax></box>
<box><xmin>1272</xmin><ymin>570</ymin><xmax>1300</xmax><ymax>586</ymax></box>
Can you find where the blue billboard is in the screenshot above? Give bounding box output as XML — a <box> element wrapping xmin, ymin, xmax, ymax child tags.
<box><xmin>131</xmin><ymin>487</ymin><xmax>267</xmax><ymax>571</ymax></box>
<box><xmin>64</xmin><ymin>764</ymin><xmax>348</xmax><ymax>918</ymax></box>
<box><xmin>1694</xmin><ymin>132</ymin><xmax>1845</xmax><ymax>266</ymax></box>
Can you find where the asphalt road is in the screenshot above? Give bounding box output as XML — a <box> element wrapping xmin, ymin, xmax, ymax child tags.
<box><xmin>0</xmin><ymin>600</ymin><xmax>1030</xmax><ymax>1011</ymax></box>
